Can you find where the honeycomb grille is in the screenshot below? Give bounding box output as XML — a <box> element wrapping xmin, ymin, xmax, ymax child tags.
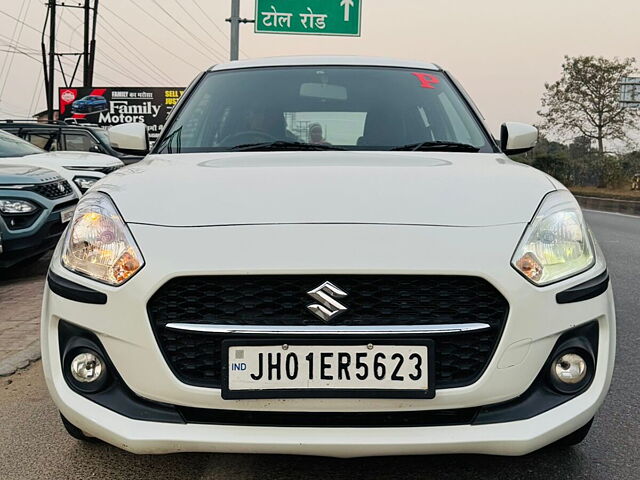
<box><xmin>148</xmin><ymin>275</ymin><xmax>509</xmax><ymax>389</ymax></box>
<box><xmin>27</xmin><ymin>179</ymin><xmax>74</xmax><ymax>199</ymax></box>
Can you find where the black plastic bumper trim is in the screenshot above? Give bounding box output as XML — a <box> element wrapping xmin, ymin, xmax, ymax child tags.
<box><xmin>48</xmin><ymin>270</ymin><xmax>107</xmax><ymax>305</ymax></box>
<box><xmin>58</xmin><ymin>320</ymin><xmax>184</xmax><ymax>424</ymax></box>
<box><xmin>179</xmin><ymin>407</ymin><xmax>478</xmax><ymax>428</ymax></box>
<box><xmin>473</xmin><ymin>321</ymin><xmax>599</xmax><ymax>425</ymax></box>
<box><xmin>556</xmin><ymin>270</ymin><xmax>609</xmax><ymax>304</ymax></box>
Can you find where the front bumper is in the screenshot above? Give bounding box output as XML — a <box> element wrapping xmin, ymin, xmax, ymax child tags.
<box><xmin>42</xmin><ymin>223</ymin><xmax>616</xmax><ymax>456</ymax></box>
<box><xmin>0</xmin><ymin>209</ymin><xmax>69</xmax><ymax>268</ymax></box>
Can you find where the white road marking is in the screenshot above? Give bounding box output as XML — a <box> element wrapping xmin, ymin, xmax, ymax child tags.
<box><xmin>583</xmin><ymin>209</ymin><xmax>640</xmax><ymax>219</ymax></box>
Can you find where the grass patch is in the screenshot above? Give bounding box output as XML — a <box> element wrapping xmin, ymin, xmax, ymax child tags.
<box><xmin>570</xmin><ymin>186</ymin><xmax>640</xmax><ymax>201</ymax></box>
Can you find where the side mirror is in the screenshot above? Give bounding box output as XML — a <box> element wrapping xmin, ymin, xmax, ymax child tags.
<box><xmin>108</xmin><ymin>123</ymin><xmax>149</xmax><ymax>156</ymax></box>
<box><xmin>500</xmin><ymin>122</ymin><xmax>538</xmax><ymax>155</ymax></box>
<box><xmin>89</xmin><ymin>145</ymin><xmax>103</xmax><ymax>154</ymax></box>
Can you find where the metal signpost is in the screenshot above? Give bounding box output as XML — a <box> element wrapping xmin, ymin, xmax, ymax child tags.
<box><xmin>255</xmin><ymin>0</ymin><xmax>361</xmax><ymax>36</ymax></box>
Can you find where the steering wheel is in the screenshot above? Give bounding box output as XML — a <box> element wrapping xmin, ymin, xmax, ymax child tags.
<box><xmin>219</xmin><ymin>131</ymin><xmax>277</xmax><ymax>147</ymax></box>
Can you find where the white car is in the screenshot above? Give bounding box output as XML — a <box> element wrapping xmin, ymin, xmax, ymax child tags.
<box><xmin>42</xmin><ymin>56</ymin><xmax>615</xmax><ymax>457</ymax></box>
<box><xmin>0</xmin><ymin>129</ymin><xmax>123</xmax><ymax>196</ymax></box>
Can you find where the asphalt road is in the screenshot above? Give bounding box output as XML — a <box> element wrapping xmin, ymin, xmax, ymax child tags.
<box><xmin>0</xmin><ymin>210</ymin><xmax>638</xmax><ymax>480</ymax></box>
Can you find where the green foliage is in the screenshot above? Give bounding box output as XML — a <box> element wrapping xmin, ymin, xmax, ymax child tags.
<box><xmin>512</xmin><ymin>135</ymin><xmax>639</xmax><ymax>188</ymax></box>
<box><xmin>538</xmin><ymin>56</ymin><xmax>639</xmax><ymax>154</ymax></box>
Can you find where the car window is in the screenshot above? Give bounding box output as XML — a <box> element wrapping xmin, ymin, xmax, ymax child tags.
<box><xmin>24</xmin><ymin>130</ymin><xmax>61</xmax><ymax>151</ymax></box>
<box><xmin>64</xmin><ymin>131</ymin><xmax>99</xmax><ymax>151</ymax></box>
<box><xmin>156</xmin><ymin>66</ymin><xmax>493</xmax><ymax>153</ymax></box>
<box><xmin>0</xmin><ymin>129</ymin><xmax>45</xmax><ymax>157</ymax></box>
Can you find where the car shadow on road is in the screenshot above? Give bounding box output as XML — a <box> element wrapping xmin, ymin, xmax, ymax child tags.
<box><xmin>45</xmin><ymin>439</ymin><xmax>601</xmax><ymax>480</ymax></box>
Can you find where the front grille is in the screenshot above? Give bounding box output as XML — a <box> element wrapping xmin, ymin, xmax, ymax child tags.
<box><xmin>27</xmin><ymin>179</ymin><xmax>74</xmax><ymax>199</ymax></box>
<box><xmin>148</xmin><ymin>275</ymin><xmax>509</xmax><ymax>390</ymax></box>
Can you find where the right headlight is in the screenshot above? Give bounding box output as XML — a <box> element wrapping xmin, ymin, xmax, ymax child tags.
<box><xmin>512</xmin><ymin>190</ymin><xmax>595</xmax><ymax>286</ymax></box>
<box><xmin>73</xmin><ymin>176</ymin><xmax>100</xmax><ymax>194</ymax></box>
<box><xmin>61</xmin><ymin>192</ymin><xmax>144</xmax><ymax>286</ymax></box>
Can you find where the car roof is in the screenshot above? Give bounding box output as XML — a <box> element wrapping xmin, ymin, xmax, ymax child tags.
<box><xmin>209</xmin><ymin>56</ymin><xmax>441</xmax><ymax>72</ymax></box>
<box><xmin>0</xmin><ymin>122</ymin><xmax>101</xmax><ymax>131</ymax></box>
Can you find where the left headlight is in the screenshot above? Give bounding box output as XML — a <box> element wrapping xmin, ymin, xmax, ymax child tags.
<box><xmin>512</xmin><ymin>190</ymin><xmax>595</xmax><ymax>286</ymax></box>
<box><xmin>0</xmin><ymin>199</ymin><xmax>37</xmax><ymax>214</ymax></box>
<box><xmin>73</xmin><ymin>176</ymin><xmax>99</xmax><ymax>194</ymax></box>
<box><xmin>62</xmin><ymin>192</ymin><xmax>144</xmax><ymax>286</ymax></box>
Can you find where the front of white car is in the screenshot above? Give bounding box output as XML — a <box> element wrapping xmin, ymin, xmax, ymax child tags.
<box><xmin>41</xmin><ymin>57</ymin><xmax>615</xmax><ymax>457</ymax></box>
<box><xmin>0</xmin><ymin>130</ymin><xmax>123</xmax><ymax>196</ymax></box>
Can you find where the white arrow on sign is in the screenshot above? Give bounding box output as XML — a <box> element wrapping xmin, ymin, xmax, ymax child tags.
<box><xmin>340</xmin><ymin>0</ymin><xmax>354</xmax><ymax>22</ymax></box>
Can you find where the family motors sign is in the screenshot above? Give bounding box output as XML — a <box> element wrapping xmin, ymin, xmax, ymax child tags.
<box><xmin>255</xmin><ymin>0</ymin><xmax>361</xmax><ymax>36</ymax></box>
<box><xmin>58</xmin><ymin>87</ymin><xmax>184</xmax><ymax>141</ymax></box>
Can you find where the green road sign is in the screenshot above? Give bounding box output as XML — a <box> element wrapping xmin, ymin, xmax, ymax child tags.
<box><xmin>255</xmin><ymin>0</ymin><xmax>361</xmax><ymax>36</ymax></box>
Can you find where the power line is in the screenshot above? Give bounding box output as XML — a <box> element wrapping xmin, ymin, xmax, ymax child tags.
<box><xmin>94</xmin><ymin>13</ymin><xmax>178</xmax><ymax>85</ymax></box>
<box><xmin>100</xmin><ymin>4</ymin><xmax>204</xmax><ymax>72</ymax></box>
<box><xmin>0</xmin><ymin>0</ymin><xmax>31</xmax><ymax>103</ymax></box>
<box><xmin>127</xmin><ymin>0</ymin><xmax>223</xmax><ymax>62</ymax></box>
<box><xmin>149</xmin><ymin>0</ymin><xmax>226</xmax><ymax>62</ymax></box>
<box><xmin>57</xmin><ymin>12</ymin><xmax>152</xmax><ymax>85</ymax></box>
<box><xmin>192</xmin><ymin>0</ymin><xmax>249</xmax><ymax>57</ymax></box>
<box><xmin>180</xmin><ymin>0</ymin><xmax>232</xmax><ymax>59</ymax></box>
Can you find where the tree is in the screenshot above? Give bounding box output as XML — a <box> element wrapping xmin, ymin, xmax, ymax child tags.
<box><xmin>538</xmin><ymin>56</ymin><xmax>639</xmax><ymax>155</ymax></box>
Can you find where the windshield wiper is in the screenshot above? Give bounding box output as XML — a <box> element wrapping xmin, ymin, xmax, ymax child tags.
<box><xmin>391</xmin><ymin>141</ymin><xmax>480</xmax><ymax>152</ymax></box>
<box><xmin>229</xmin><ymin>141</ymin><xmax>346</xmax><ymax>152</ymax></box>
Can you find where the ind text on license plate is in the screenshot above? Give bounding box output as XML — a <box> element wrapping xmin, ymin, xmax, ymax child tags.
<box><xmin>222</xmin><ymin>340</ymin><xmax>435</xmax><ymax>399</ymax></box>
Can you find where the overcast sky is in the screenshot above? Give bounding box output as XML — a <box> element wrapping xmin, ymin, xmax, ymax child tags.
<box><xmin>0</xmin><ymin>0</ymin><xmax>638</xmax><ymax>136</ymax></box>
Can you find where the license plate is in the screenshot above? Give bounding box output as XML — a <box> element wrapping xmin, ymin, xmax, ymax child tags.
<box><xmin>222</xmin><ymin>340</ymin><xmax>435</xmax><ymax>399</ymax></box>
<box><xmin>60</xmin><ymin>207</ymin><xmax>75</xmax><ymax>223</ymax></box>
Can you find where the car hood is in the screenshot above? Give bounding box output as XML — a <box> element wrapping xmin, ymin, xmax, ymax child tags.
<box><xmin>0</xmin><ymin>164</ymin><xmax>61</xmax><ymax>184</ymax></box>
<box><xmin>98</xmin><ymin>151</ymin><xmax>555</xmax><ymax>227</ymax></box>
<box><xmin>27</xmin><ymin>151</ymin><xmax>124</xmax><ymax>167</ymax></box>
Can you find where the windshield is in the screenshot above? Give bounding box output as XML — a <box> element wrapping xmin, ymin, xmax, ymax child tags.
<box><xmin>155</xmin><ymin>66</ymin><xmax>494</xmax><ymax>153</ymax></box>
<box><xmin>0</xmin><ymin>129</ymin><xmax>44</xmax><ymax>158</ymax></box>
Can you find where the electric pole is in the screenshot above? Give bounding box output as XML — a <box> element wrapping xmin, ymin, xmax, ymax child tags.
<box><xmin>47</xmin><ymin>0</ymin><xmax>56</xmax><ymax>121</ymax></box>
<box><xmin>42</xmin><ymin>0</ymin><xmax>100</xmax><ymax>122</ymax></box>
<box><xmin>83</xmin><ymin>0</ymin><xmax>90</xmax><ymax>86</ymax></box>
<box><xmin>226</xmin><ymin>0</ymin><xmax>254</xmax><ymax>61</ymax></box>
<box><xmin>229</xmin><ymin>0</ymin><xmax>239</xmax><ymax>61</ymax></box>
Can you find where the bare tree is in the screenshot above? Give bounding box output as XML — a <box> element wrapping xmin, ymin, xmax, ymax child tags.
<box><xmin>538</xmin><ymin>56</ymin><xmax>639</xmax><ymax>155</ymax></box>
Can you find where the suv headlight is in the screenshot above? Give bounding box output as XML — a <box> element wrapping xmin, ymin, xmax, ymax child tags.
<box><xmin>62</xmin><ymin>192</ymin><xmax>144</xmax><ymax>286</ymax></box>
<box><xmin>512</xmin><ymin>190</ymin><xmax>595</xmax><ymax>286</ymax></box>
<box><xmin>73</xmin><ymin>176</ymin><xmax>99</xmax><ymax>194</ymax></box>
<box><xmin>0</xmin><ymin>199</ymin><xmax>37</xmax><ymax>214</ymax></box>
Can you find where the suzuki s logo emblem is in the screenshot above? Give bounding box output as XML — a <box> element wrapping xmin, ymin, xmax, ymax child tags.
<box><xmin>57</xmin><ymin>183</ymin><xmax>66</xmax><ymax>193</ymax></box>
<box><xmin>306</xmin><ymin>281</ymin><xmax>348</xmax><ymax>322</ymax></box>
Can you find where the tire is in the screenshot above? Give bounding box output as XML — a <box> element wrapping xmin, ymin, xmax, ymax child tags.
<box><xmin>554</xmin><ymin>418</ymin><xmax>594</xmax><ymax>447</ymax></box>
<box><xmin>59</xmin><ymin>413</ymin><xmax>101</xmax><ymax>443</ymax></box>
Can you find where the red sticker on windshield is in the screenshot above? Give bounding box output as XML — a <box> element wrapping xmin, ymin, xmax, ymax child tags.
<box><xmin>411</xmin><ymin>72</ymin><xmax>440</xmax><ymax>89</ymax></box>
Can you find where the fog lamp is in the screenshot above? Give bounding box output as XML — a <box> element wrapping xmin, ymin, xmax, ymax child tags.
<box><xmin>552</xmin><ymin>353</ymin><xmax>587</xmax><ymax>385</ymax></box>
<box><xmin>70</xmin><ymin>352</ymin><xmax>104</xmax><ymax>383</ymax></box>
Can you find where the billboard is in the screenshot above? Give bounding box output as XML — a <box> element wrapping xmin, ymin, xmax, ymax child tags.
<box><xmin>619</xmin><ymin>77</ymin><xmax>640</xmax><ymax>109</ymax></box>
<box><xmin>58</xmin><ymin>87</ymin><xmax>185</xmax><ymax>141</ymax></box>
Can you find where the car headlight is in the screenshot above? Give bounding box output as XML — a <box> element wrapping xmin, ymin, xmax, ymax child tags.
<box><xmin>0</xmin><ymin>199</ymin><xmax>37</xmax><ymax>214</ymax></box>
<box><xmin>512</xmin><ymin>190</ymin><xmax>595</xmax><ymax>286</ymax></box>
<box><xmin>73</xmin><ymin>176</ymin><xmax>99</xmax><ymax>194</ymax></box>
<box><xmin>62</xmin><ymin>192</ymin><xmax>144</xmax><ymax>286</ymax></box>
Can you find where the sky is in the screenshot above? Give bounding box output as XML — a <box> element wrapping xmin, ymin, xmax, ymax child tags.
<box><xmin>0</xmin><ymin>0</ymin><xmax>638</xmax><ymax>137</ymax></box>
